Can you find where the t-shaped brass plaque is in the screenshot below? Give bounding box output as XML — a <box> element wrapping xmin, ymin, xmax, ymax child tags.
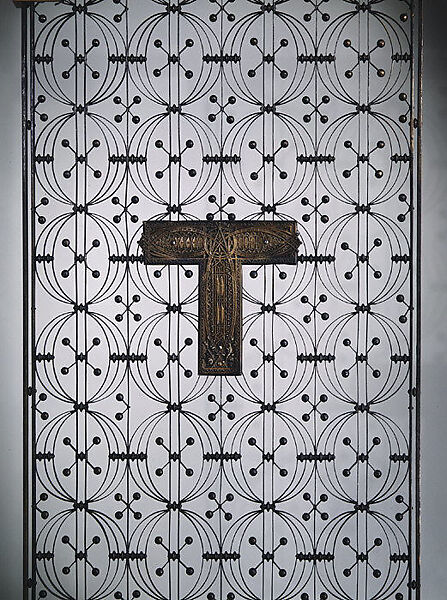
<box><xmin>139</xmin><ymin>220</ymin><xmax>300</xmax><ymax>376</ymax></box>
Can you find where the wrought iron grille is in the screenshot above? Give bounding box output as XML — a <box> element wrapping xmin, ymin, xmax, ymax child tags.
<box><xmin>22</xmin><ymin>1</ymin><xmax>421</xmax><ymax>599</ymax></box>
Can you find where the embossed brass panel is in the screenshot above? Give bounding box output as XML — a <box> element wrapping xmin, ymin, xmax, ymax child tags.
<box><xmin>139</xmin><ymin>220</ymin><xmax>301</xmax><ymax>375</ymax></box>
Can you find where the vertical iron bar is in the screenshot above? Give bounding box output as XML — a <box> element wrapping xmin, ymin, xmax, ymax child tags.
<box><xmin>416</xmin><ymin>1</ymin><xmax>423</xmax><ymax>598</ymax></box>
<box><xmin>21</xmin><ymin>6</ymin><xmax>29</xmax><ymax>600</ymax></box>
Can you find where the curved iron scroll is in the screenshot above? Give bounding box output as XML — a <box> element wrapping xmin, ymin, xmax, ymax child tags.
<box><xmin>22</xmin><ymin>1</ymin><xmax>421</xmax><ymax>599</ymax></box>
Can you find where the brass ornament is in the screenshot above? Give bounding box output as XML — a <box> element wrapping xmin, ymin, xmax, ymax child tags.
<box><xmin>139</xmin><ymin>220</ymin><xmax>301</xmax><ymax>376</ymax></box>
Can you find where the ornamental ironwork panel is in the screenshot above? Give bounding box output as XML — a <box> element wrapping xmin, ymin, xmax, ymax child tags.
<box><xmin>22</xmin><ymin>1</ymin><xmax>421</xmax><ymax>599</ymax></box>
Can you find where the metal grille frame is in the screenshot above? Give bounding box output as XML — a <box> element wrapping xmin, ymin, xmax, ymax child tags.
<box><xmin>21</xmin><ymin>1</ymin><xmax>422</xmax><ymax>599</ymax></box>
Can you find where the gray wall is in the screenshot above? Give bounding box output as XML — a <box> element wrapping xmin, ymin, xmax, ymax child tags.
<box><xmin>0</xmin><ymin>2</ymin><xmax>26</xmax><ymax>600</ymax></box>
<box><xmin>419</xmin><ymin>2</ymin><xmax>447</xmax><ymax>596</ymax></box>
<box><xmin>0</xmin><ymin>1</ymin><xmax>445</xmax><ymax>598</ymax></box>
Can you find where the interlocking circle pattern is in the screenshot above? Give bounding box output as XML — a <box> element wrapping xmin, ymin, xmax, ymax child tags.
<box><xmin>24</xmin><ymin>1</ymin><xmax>420</xmax><ymax>599</ymax></box>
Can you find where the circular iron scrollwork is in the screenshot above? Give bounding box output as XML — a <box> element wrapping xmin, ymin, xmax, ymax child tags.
<box><xmin>25</xmin><ymin>1</ymin><xmax>420</xmax><ymax>599</ymax></box>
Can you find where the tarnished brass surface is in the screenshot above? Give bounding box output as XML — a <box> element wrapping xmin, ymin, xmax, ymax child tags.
<box><xmin>139</xmin><ymin>220</ymin><xmax>300</xmax><ymax>376</ymax></box>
